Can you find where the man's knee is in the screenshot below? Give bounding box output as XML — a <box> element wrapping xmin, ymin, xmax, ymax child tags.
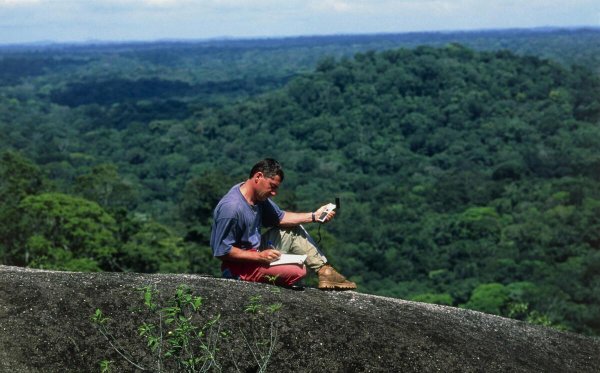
<box><xmin>281</xmin><ymin>225</ymin><xmax>311</xmax><ymax>239</ymax></box>
<box><xmin>272</xmin><ymin>264</ymin><xmax>307</xmax><ymax>286</ymax></box>
<box><xmin>279</xmin><ymin>225</ymin><xmax>301</xmax><ymax>235</ymax></box>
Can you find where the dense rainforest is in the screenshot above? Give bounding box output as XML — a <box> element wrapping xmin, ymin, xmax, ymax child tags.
<box><xmin>1</xmin><ymin>28</ymin><xmax>600</xmax><ymax>336</ymax></box>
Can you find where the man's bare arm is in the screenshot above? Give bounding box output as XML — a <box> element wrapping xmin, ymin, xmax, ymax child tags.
<box><xmin>279</xmin><ymin>204</ymin><xmax>336</xmax><ymax>227</ymax></box>
<box><xmin>278</xmin><ymin>211</ymin><xmax>313</xmax><ymax>227</ymax></box>
<box><xmin>218</xmin><ymin>246</ymin><xmax>281</xmax><ymax>264</ymax></box>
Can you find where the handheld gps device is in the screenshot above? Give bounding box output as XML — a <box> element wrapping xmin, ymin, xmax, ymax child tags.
<box><xmin>317</xmin><ymin>203</ymin><xmax>336</xmax><ymax>222</ymax></box>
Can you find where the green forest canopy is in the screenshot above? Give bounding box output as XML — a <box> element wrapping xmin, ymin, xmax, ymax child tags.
<box><xmin>1</xmin><ymin>29</ymin><xmax>600</xmax><ymax>336</ymax></box>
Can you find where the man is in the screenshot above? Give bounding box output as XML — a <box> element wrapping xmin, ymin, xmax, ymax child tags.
<box><xmin>210</xmin><ymin>158</ymin><xmax>356</xmax><ymax>290</ymax></box>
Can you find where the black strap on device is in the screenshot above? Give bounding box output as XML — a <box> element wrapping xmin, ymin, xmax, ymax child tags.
<box><xmin>316</xmin><ymin>197</ymin><xmax>340</xmax><ymax>244</ymax></box>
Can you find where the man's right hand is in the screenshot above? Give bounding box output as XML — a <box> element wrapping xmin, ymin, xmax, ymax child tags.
<box><xmin>219</xmin><ymin>246</ymin><xmax>281</xmax><ymax>264</ymax></box>
<box><xmin>258</xmin><ymin>249</ymin><xmax>281</xmax><ymax>264</ymax></box>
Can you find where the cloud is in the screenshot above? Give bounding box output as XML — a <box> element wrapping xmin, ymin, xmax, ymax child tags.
<box><xmin>90</xmin><ymin>0</ymin><xmax>193</xmax><ymax>10</ymax></box>
<box><xmin>310</xmin><ymin>0</ymin><xmax>355</xmax><ymax>13</ymax></box>
<box><xmin>136</xmin><ymin>0</ymin><xmax>195</xmax><ymax>8</ymax></box>
<box><xmin>0</xmin><ymin>0</ymin><xmax>40</xmax><ymax>6</ymax></box>
<box><xmin>143</xmin><ymin>0</ymin><xmax>183</xmax><ymax>5</ymax></box>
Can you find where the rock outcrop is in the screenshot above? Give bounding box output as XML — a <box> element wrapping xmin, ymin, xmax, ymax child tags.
<box><xmin>1</xmin><ymin>265</ymin><xmax>598</xmax><ymax>372</ymax></box>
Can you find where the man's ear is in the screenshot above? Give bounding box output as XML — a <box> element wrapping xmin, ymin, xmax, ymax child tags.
<box><xmin>254</xmin><ymin>172</ymin><xmax>263</xmax><ymax>183</ymax></box>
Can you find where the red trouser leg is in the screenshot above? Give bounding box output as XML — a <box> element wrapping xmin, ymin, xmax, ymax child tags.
<box><xmin>222</xmin><ymin>260</ymin><xmax>306</xmax><ymax>286</ymax></box>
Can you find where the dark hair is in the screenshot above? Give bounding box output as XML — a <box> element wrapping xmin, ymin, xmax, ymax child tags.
<box><xmin>249</xmin><ymin>158</ymin><xmax>284</xmax><ymax>181</ymax></box>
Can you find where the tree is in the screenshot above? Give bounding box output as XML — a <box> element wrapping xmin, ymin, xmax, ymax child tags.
<box><xmin>117</xmin><ymin>219</ymin><xmax>190</xmax><ymax>273</ymax></box>
<box><xmin>19</xmin><ymin>193</ymin><xmax>118</xmax><ymax>271</ymax></box>
<box><xmin>74</xmin><ymin>163</ymin><xmax>137</xmax><ymax>210</ymax></box>
<box><xmin>461</xmin><ymin>283</ymin><xmax>509</xmax><ymax>315</ymax></box>
<box><xmin>0</xmin><ymin>151</ymin><xmax>48</xmax><ymax>265</ymax></box>
<box><xmin>411</xmin><ymin>293</ymin><xmax>453</xmax><ymax>306</ymax></box>
<box><xmin>180</xmin><ymin>169</ymin><xmax>235</xmax><ymax>245</ymax></box>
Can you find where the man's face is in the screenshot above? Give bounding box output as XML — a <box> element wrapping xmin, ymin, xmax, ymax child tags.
<box><xmin>255</xmin><ymin>173</ymin><xmax>281</xmax><ymax>202</ymax></box>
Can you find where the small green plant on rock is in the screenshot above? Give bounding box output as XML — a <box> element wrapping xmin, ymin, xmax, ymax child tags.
<box><xmin>233</xmin><ymin>294</ymin><xmax>282</xmax><ymax>373</ymax></box>
<box><xmin>91</xmin><ymin>285</ymin><xmax>223</xmax><ymax>372</ymax></box>
<box><xmin>99</xmin><ymin>359</ymin><xmax>113</xmax><ymax>373</ymax></box>
<box><xmin>91</xmin><ymin>284</ymin><xmax>283</xmax><ymax>372</ymax></box>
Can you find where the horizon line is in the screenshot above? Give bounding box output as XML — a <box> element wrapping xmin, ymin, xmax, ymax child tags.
<box><xmin>1</xmin><ymin>25</ymin><xmax>598</xmax><ymax>49</ymax></box>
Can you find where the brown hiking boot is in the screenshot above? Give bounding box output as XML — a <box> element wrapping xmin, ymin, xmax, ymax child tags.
<box><xmin>317</xmin><ymin>264</ymin><xmax>357</xmax><ymax>290</ymax></box>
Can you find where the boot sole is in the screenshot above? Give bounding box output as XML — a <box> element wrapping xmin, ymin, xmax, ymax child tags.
<box><xmin>318</xmin><ymin>281</ymin><xmax>357</xmax><ymax>290</ymax></box>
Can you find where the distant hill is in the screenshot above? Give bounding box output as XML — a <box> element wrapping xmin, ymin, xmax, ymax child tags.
<box><xmin>2</xmin><ymin>28</ymin><xmax>600</xmax><ymax>87</ymax></box>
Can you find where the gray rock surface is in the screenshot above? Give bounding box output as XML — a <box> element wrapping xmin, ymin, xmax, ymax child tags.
<box><xmin>0</xmin><ymin>265</ymin><xmax>599</xmax><ymax>372</ymax></box>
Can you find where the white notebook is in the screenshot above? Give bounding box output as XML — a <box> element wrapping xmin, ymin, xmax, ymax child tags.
<box><xmin>269</xmin><ymin>254</ymin><xmax>307</xmax><ymax>266</ymax></box>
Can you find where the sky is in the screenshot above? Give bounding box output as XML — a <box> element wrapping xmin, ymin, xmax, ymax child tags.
<box><xmin>0</xmin><ymin>0</ymin><xmax>598</xmax><ymax>45</ymax></box>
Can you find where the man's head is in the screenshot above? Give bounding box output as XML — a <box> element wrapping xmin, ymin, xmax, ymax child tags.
<box><xmin>248</xmin><ymin>158</ymin><xmax>284</xmax><ymax>202</ymax></box>
<box><xmin>249</xmin><ymin>158</ymin><xmax>284</xmax><ymax>181</ymax></box>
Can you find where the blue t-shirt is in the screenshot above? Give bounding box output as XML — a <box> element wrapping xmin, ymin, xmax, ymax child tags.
<box><xmin>210</xmin><ymin>183</ymin><xmax>285</xmax><ymax>257</ymax></box>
